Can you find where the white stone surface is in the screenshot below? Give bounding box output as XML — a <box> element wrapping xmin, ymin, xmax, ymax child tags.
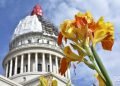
<box><xmin>0</xmin><ymin>75</ymin><xmax>22</xmax><ymax>86</ymax></box>
<box><xmin>12</xmin><ymin>15</ymin><xmax>42</xmax><ymax>40</ymax></box>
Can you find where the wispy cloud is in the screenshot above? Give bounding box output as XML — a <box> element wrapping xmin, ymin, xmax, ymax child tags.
<box><xmin>39</xmin><ymin>0</ymin><xmax>120</xmax><ymax>33</ymax></box>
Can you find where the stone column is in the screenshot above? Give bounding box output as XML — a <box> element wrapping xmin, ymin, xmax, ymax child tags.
<box><xmin>42</xmin><ymin>53</ymin><xmax>45</xmax><ymax>72</ymax></box>
<box><xmin>5</xmin><ymin>63</ymin><xmax>8</xmax><ymax>77</ymax></box>
<box><xmin>20</xmin><ymin>55</ymin><xmax>24</xmax><ymax>73</ymax></box>
<box><xmin>68</xmin><ymin>68</ymin><xmax>71</xmax><ymax>79</ymax></box>
<box><xmin>28</xmin><ymin>53</ymin><xmax>31</xmax><ymax>72</ymax></box>
<box><xmin>14</xmin><ymin>56</ymin><xmax>18</xmax><ymax>75</ymax></box>
<box><xmin>55</xmin><ymin>56</ymin><xmax>58</xmax><ymax>74</ymax></box>
<box><xmin>9</xmin><ymin>59</ymin><xmax>13</xmax><ymax>77</ymax></box>
<box><xmin>49</xmin><ymin>54</ymin><xmax>52</xmax><ymax>72</ymax></box>
<box><xmin>35</xmin><ymin>53</ymin><xmax>38</xmax><ymax>71</ymax></box>
<box><xmin>65</xmin><ymin>70</ymin><xmax>68</xmax><ymax>78</ymax></box>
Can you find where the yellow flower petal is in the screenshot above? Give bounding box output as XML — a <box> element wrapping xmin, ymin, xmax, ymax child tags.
<box><xmin>93</xmin><ymin>17</ymin><xmax>114</xmax><ymax>50</ymax></box>
<box><xmin>96</xmin><ymin>74</ymin><xmax>106</xmax><ymax>86</ymax></box>
<box><xmin>64</xmin><ymin>46</ymin><xmax>83</xmax><ymax>62</ymax></box>
<box><xmin>60</xmin><ymin>20</ymin><xmax>76</xmax><ymax>39</ymax></box>
<box><xmin>39</xmin><ymin>76</ymin><xmax>48</xmax><ymax>86</ymax></box>
<box><xmin>52</xmin><ymin>80</ymin><xmax>58</xmax><ymax>86</ymax></box>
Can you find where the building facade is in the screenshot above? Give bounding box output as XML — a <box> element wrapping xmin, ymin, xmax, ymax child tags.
<box><xmin>0</xmin><ymin>4</ymin><xmax>71</xmax><ymax>86</ymax></box>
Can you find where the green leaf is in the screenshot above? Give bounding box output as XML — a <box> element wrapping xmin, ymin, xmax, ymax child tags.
<box><xmin>84</xmin><ymin>58</ymin><xmax>95</xmax><ymax>70</ymax></box>
<box><xmin>70</xmin><ymin>43</ymin><xmax>86</xmax><ymax>56</ymax></box>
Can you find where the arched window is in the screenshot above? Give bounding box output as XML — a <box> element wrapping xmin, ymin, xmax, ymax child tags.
<box><xmin>37</xmin><ymin>39</ymin><xmax>42</xmax><ymax>43</ymax></box>
<box><xmin>28</xmin><ymin>39</ymin><xmax>31</xmax><ymax>44</ymax></box>
<box><xmin>37</xmin><ymin>39</ymin><xmax>40</xmax><ymax>43</ymax></box>
<box><xmin>47</xmin><ymin>40</ymin><xmax>49</xmax><ymax>44</ymax></box>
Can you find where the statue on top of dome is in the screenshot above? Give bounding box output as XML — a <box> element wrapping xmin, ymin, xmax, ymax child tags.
<box><xmin>31</xmin><ymin>4</ymin><xmax>43</xmax><ymax>16</ymax></box>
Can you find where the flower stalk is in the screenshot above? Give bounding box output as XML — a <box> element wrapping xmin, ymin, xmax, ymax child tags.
<box><xmin>84</xmin><ymin>44</ymin><xmax>106</xmax><ymax>84</ymax></box>
<box><xmin>91</xmin><ymin>46</ymin><xmax>113</xmax><ymax>86</ymax></box>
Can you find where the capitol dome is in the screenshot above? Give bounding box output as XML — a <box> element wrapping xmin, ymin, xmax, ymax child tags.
<box><xmin>2</xmin><ymin>4</ymin><xmax>70</xmax><ymax>86</ymax></box>
<box><xmin>12</xmin><ymin>4</ymin><xmax>58</xmax><ymax>41</ymax></box>
<box><xmin>12</xmin><ymin>15</ymin><xmax>42</xmax><ymax>40</ymax></box>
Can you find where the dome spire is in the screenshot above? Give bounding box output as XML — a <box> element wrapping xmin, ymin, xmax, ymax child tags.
<box><xmin>31</xmin><ymin>4</ymin><xmax>43</xmax><ymax>16</ymax></box>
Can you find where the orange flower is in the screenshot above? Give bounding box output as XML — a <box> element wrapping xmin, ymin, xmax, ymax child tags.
<box><xmin>57</xmin><ymin>32</ymin><xmax>67</xmax><ymax>45</ymax></box>
<box><xmin>74</xmin><ymin>12</ymin><xmax>93</xmax><ymax>27</ymax></box>
<box><xmin>74</xmin><ymin>15</ymin><xmax>87</xmax><ymax>27</ymax></box>
<box><xmin>59</xmin><ymin>46</ymin><xmax>84</xmax><ymax>75</ymax></box>
<box><xmin>101</xmin><ymin>34</ymin><xmax>114</xmax><ymax>51</ymax></box>
<box><xmin>88</xmin><ymin>20</ymin><xmax>96</xmax><ymax>32</ymax></box>
<box><xmin>59</xmin><ymin>58</ymin><xmax>70</xmax><ymax>75</ymax></box>
<box><xmin>57</xmin><ymin>32</ymin><xmax>63</xmax><ymax>45</ymax></box>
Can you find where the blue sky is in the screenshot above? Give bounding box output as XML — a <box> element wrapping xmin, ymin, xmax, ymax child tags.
<box><xmin>0</xmin><ymin>0</ymin><xmax>120</xmax><ymax>86</ymax></box>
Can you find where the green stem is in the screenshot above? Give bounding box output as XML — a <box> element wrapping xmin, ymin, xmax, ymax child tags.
<box><xmin>93</xmin><ymin>63</ymin><xmax>106</xmax><ymax>83</ymax></box>
<box><xmin>91</xmin><ymin>46</ymin><xmax>113</xmax><ymax>86</ymax></box>
<box><xmin>84</xmin><ymin>45</ymin><xmax>106</xmax><ymax>83</ymax></box>
<box><xmin>84</xmin><ymin>58</ymin><xmax>106</xmax><ymax>83</ymax></box>
<box><xmin>84</xmin><ymin>44</ymin><xmax>94</xmax><ymax>61</ymax></box>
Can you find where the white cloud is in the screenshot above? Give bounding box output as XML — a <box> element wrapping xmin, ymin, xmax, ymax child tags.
<box><xmin>51</xmin><ymin>2</ymin><xmax>79</xmax><ymax>26</ymax></box>
<box><xmin>39</xmin><ymin>0</ymin><xmax>79</xmax><ymax>26</ymax></box>
<box><xmin>39</xmin><ymin>0</ymin><xmax>120</xmax><ymax>33</ymax></box>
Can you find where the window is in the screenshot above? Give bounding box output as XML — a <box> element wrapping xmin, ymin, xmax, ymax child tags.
<box><xmin>7</xmin><ymin>61</ymin><xmax>10</xmax><ymax>77</ymax></box>
<box><xmin>38</xmin><ymin>64</ymin><xmax>42</xmax><ymax>71</ymax></box>
<box><xmin>12</xmin><ymin>59</ymin><xmax>15</xmax><ymax>75</ymax></box>
<box><xmin>28</xmin><ymin>39</ymin><xmax>31</xmax><ymax>44</ymax></box>
<box><xmin>37</xmin><ymin>39</ymin><xmax>40</xmax><ymax>43</ymax></box>
<box><xmin>47</xmin><ymin>40</ymin><xmax>49</xmax><ymax>44</ymax></box>
<box><xmin>47</xmin><ymin>65</ymin><xmax>50</xmax><ymax>72</ymax></box>
<box><xmin>17</xmin><ymin>67</ymin><xmax>20</xmax><ymax>74</ymax></box>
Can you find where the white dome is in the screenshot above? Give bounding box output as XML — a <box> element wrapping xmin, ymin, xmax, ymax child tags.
<box><xmin>12</xmin><ymin>15</ymin><xmax>42</xmax><ymax>40</ymax></box>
